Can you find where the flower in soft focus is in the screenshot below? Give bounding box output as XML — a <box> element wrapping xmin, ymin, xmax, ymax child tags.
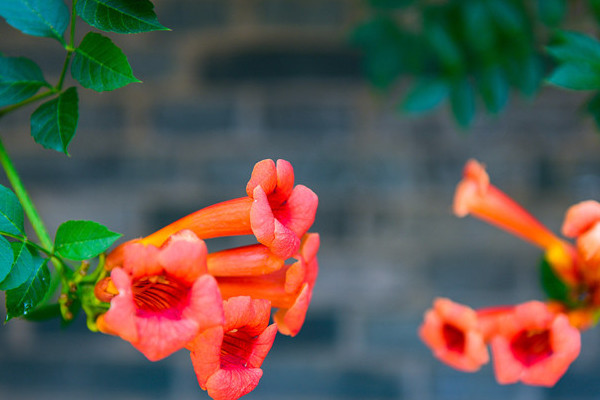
<box><xmin>215</xmin><ymin>233</ymin><xmax>320</xmax><ymax>336</ymax></box>
<box><xmin>453</xmin><ymin>159</ymin><xmax>578</xmax><ymax>284</ymax></box>
<box><xmin>117</xmin><ymin>159</ymin><xmax>318</xmax><ymax>261</ymax></box>
<box><xmin>188</xmin><ymin>296</ymin><xmax>277</xmax><ymax>400</ymax></box>
<box><xmin>563</xmin><ymin>200</ymin><xmax>600</xmax><ymax>276</ymax></box>
<box><xmin>95</xmin><ymin>230</ymin><xmax>224</xmax><ymax>361</ymax></box>
<box><xmin>419</xmin><ymin>298</ymin><xmax>489</xmax><ymax>372</ymax></box>
<box><xmin>490</xmin><ymin>301</ymin><xmax>581</xmax><ymax>387</ymax></box>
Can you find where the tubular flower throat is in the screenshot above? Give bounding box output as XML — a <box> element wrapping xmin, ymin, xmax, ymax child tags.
<box><xmin>188</xmin><ymin>296</ymin><xmax>277</xmax><ymax>400</ymax></box>
<box><xmin>490</xmin><ymin>301</ymin><xmax>580</xmax><ymax>387</ymax></box>
<box><xmin>419</xmin><ymin>298</ymin><xmax>489</xmax><ymax>372</ymax></box>
<box><xmin>453</xmin><ymin>159</ymin><xmax>578</xmax><ymax>284</ymax></box>
<box><xmin>95</xmin><ymin>230</ymin><xmax>224</xmax><ymax>361</ymax></box>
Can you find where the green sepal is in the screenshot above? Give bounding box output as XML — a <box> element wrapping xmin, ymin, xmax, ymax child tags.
<box><xmin>54</xmin><ymin>220</ymin><xmax>122</xmax><ymax>261</ymax></box>
<box><xmin>76</xmin><ymin>0</ymin><xmax>169</xmax><ymax>33</ymax></box>
<box><xmin>30</xmin><ymin>87</ymin><xmax>79</xmax><ymax>154</ymax></box>
<box><xmin>0</xmin><ymin>0</ymin><xmax>69</xmax><ymax>43</ymax></box>
<box><xmin>540</xmin><ymin>256</ymin><xmax>572</xmax><ymax>305</ymax></box>
<box><xmin>71</xmin><ymin>32</ymin><xmax>141</xmax><ymax>92</ymax></box>
<box><xmin>0</xmin><ymin>55</ymin><xmax>49</xmax><ymax>107</ymax></box>
<box><xmin>0</xmin><ymin>184</ymin><xmax>25</xmax><ymax>236</ymax></box>
<box><xmin>5</xmin><ymin>256</ymin><xmax>50</xmax><ymax>321</ymax></box>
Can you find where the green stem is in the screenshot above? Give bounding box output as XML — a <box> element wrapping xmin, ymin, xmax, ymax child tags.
<box><xmin>0</xmin><ymin>90</ymin><xmax>56</xmax><ymax>119</ymax></box>
<box><xmin>0</xmin><ymin>139</ymin><xmax>53</xmax><ymax>250</ymax></box>
<box><xmin>56</xmin><ymin>1</ymin><xmax>78</xmax><ymax>91</ymax></box>
<box><xmin>0</xmin><ymin>232</ymin><xmax>54</xmax><ymax>257</ymax></box>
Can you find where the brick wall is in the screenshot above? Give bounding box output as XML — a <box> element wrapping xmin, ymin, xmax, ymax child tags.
<box><xmin>1</xmin><ymin>1</ymin><xmax>600</xmax><ymax>399</ymax></box>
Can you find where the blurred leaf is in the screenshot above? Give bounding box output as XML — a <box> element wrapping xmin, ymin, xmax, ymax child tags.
<box><xmin>401</xmin><ymin>79</ymin><xmax>449</xmax><ymax>113</ymax></box>
<box><xmin>479</xmin><ymin>67</ymin><xmax>509</xmax><ymax>114</ymax></box>
<box><xmin>367</xmin><ymin>0</ymin><xmax>415</xmax><ymax>9</ymax></box>
<box><xmin>540</xmin><ymin>256</ymin><xmax>571</xmax><ymax>304</ymax></box>
<box><xmin>450</xmin><ymin>78</ymin><xmax>475</xmax><ymax>127</ymax></box>
<box><xmin>538</xmin><ymin>0</ymin><xmax>566</xmax><ymax>27</ymax></box>
<box><xmin>461</xmin><ymin>1</ymin><xmax>494</xmax><ymax>52</ymax></box>
<box><xmin>0</xmin><ymin>235</ymin><xmax>13</xmax><ymax>284</ymax></box>
<box><xmin>547</xmin><ymin>31</ymin><xmax>600</xmax><ymax>65</ymax></box>
<box><xmin>0</xmin><ymin>241</ymin><xmax>36</xmax><ymax>290</ymax></box>
<box><xmin>0</xmin><ymin>55</ymin><xmax>49</xmax><ymax>107</ymax></box>
<box><xmin>5</xmin><ymin>255</ymin><xmax>49</xmax><ymax>321</ymax></box>
<box><xmin>547</xmin><ymin>31</ymin><xmax>600</xmax><ymax>90</ymax></box>
<box><xmin>507</xmin><ymin>54</ymin><xmax>543</xmax><ymax>97</ymax></box>
<box><xmin>487</xmin><ymin>0</ymin><xmax>524</xmax><ymax>34</ymax></box>
<box><xmin>589</xmin><ymin>0</ymin><xmax>600</xmax><ymax>25</ymax></box>
<box><xmin>547</xmin><ymin>63</ymin><xmax>600</xmax><ymax>90</ymax></box>
<box><xmin>71</xmin><ymin>32</ymin><xmax>141</xmax><ymax>92</ymax></box>
<box><xmin>424</xmin><ymin>16</ymin><xmax>462</xmax><ymax>73</ymax></box>
<box><xmin>0</xmin><ymin>0</ymin><xmax>69</xmax><ymax>42</ymax></box>
<box><xmin>30</xmin><ymin>87</ymin><xmax>79</xmax><ymax>154</ymax></box>
<box><xmin>76</xmin><ymin>0</ymin><xmax>169</xmax><ymax>34</ymax></box>
<box><xmin>0</xmin><ymin>184</ymin><xmax>25</xmax><ymax>236</ymax></box>
<box><xmin>55</xmin><ymin>220</ymin><xmax>121</xmax><ymax>261</ymax></box>
<box><xmin>586</xmin><ymin>92</ymin><xmax>600</xmax><ymax>129</ymax></box>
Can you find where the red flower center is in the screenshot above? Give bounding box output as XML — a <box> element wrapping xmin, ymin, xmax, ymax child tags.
<box><xmin>132</xmin><ymin>275</ymin><xmax>189</xmax><ymax>314</ymax></box>
<box><xmin>510</xmin><ymin>329</ymin><xmax>553</xmax><ymax>366</ymax></box>
<box><xmin>442</xmin><ymin>323</ymin><xmax>465</xmax><ymax>353</ymax></box>
<box><xmin>220</xmin><ymin>330</ymin><xmax>256</xmax><ymax>369</ymax></box>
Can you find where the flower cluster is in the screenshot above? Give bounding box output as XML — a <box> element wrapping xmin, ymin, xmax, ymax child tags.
<box><xmin>94</xmin><ymin>159</ymin><xmax>319</xmax><ymax>400</ymax></box>
<box><xmin>419</xmin><ymin>159</ymin><xmax>600</xmax><ymax>386</ymax></box>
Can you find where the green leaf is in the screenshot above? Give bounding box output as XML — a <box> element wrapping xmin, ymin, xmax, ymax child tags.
<box><xmin>547</xmin><ymin>62</ymin><xmax>600</xmax><ymax>90</ymax></box>
<box><xmin>0</xmin><ymin>55</ymin><xmax>49</xmax><ymax>107</ymax></box>
<box><xmin>54</xmin><ymin>220</ymin><xmax>121</xmax><ymax>260</ymax></box>
<box><xmin>0</xmin><ymin>241</ymin><xmax>35</xmax><ymax>290</ymax></box>
<box><xmin>5</xmin><ymin>256</ymin><xmax>49</xmax><ymax>321</ymax></box>
<box><xmin>0</xmin><ymin>235</ymin><xmax>14</xmax><ymax>283</ymax></box>
<box><xmin>587</xmin><ymin>92</ymin><xmax>600</xmax><ymax>129</ymax></box>
<box><xmin>538</xmin><ymin>0</ymin><xmax>565</xmax><ymax>27</ymax></box>
<box><xmin>547</xmin><ymin>31</ymin><xmax>600</xmax><ymax>65</ymax></box>
<box><xmin>540</xmin><ymin>256</ymin><xmax>571</xmax><ymax>304</ymax></box>
<box><xmin>401</xmin><ymin>79</ymin><xmax>449</xmax><ymax>113</ymax></box>
<box><xmin>30</xmin><ymin>87</ymin><xmax>79</xmax><ymax>154</ymax></box>
<box><xmin>588</xmin><ymin>0</ymin><xmax>600</xmax><ymax>25</ymax></box>
<box><xmin>22</xmin><ymin>303</ymin><xmax>61</xmax><ymax>321</ymax></box>
<box><xmin>71</xmin><ymin>32</ymin><xmax>141</xmax><ymax>92</ymax></box>
<box><xmin>367</xmin><ymin>0</ymin><xmax>415</xmax><ymax>9</ymax></box>
<box><xmin>76</xmin><ymin>0</ymin><xmax>169</xmax><ymax>34</ymax></box>
<box><xmin>0</xmin><ymin>0</ymin><xmax>69</xmax><ymax>42</ymax></box>
<box><xmin>0</xmin><ymin>184</ymin><xmax>25</xmax><ymax>236</ymax></box>
<box><xmin>450</xmin><ymin>78</ymin><xmax>475</xmax><ymax>128</ymax></box>
<box><xmin>479</xmin><ymin>67</ymin><xmax>509</xmax><ymax>114</ymax></box>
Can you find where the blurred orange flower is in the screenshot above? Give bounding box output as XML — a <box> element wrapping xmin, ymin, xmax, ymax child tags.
<box><xmin>419</xmin><ymin>298</ymin><xmax>489</xmax><ymax>372</ymax></box>
<box><xmin>490</xmin><ymin>301</ymin><xmax>580</xmax><ymax>386</ymax></box>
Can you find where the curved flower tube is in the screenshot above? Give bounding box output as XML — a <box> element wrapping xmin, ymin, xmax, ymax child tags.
<box><xmin>419</xmin><ymin>297</ymin><xmax>490</xmax><ymax>372</ymax></box>
<box><xmin>490</xmin><ymin>301</ymin><xmax>580</xmax><ymax>387</ymax></box>
<box><xmin>216</xmin><ymin>233</ymin><xmax>320</xmax><ymax>336</ymax></box>
<box><xmin>188</xmin><ymin>296</ymin><xmax>277</xmax><ymax>400</ymax></box>
<box><xmin>453</xmin><ymin>159</ymin><xmax>578</xmax><ymax>284</ymax></box>
<box><xmin>107</xmin><ymin>159</ymin><xmax>318</xmax><ymax>266</ymax></box>
<box><xmin>95</xmin><ymin>230</ymin><xmax>224</xmax><ymax>361</ymax></box>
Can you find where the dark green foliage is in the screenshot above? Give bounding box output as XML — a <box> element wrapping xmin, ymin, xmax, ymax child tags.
<box><xmin>30</xmin><ymin>87</ymin><xmax>79</xmax><ymax>154</ymax></box>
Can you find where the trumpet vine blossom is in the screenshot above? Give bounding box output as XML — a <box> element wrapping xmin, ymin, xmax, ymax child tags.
<box><xmin>95</xmin><ymin>230</ymin><xmax>224</xmax><ymax>361</ymax></box>
<box><xmin>188</xmin><ymin>296</ymin><xmax>277</xmax><ymax>400</ymax></box>
<box><xmin>96</xmin><ymin>158</ymin><xmax>319</xmax><ymax>399</ymax></box>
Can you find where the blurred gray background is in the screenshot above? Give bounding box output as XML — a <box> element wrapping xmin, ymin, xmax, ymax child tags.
<box><xmin>1</xmin><ymin>1</ymin><xmax>600</xmax><ymax>399</ymax></box>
